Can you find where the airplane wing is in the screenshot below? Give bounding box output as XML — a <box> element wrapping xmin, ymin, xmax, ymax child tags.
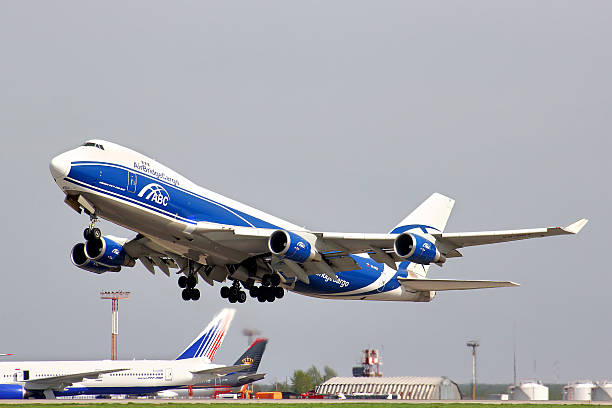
<box><xmin>23</xmin><ymin>368</ymin><xmax>127</xmax><ymax>391</ymax></box>
<box><xmin>431</xmin><ymin>218</ymin><xmax>588</xmax><ymax>251</ymax></box>
<box><xmin>120</xmin><ymin>218</ymin><xmax>586</xmax><ymax>282</ymax></box>
<box><xmin>191</xmin><ymin>364</ymin><xmax>251</xmax><ymax>376</ymax></box>
<box><xmin>398</xmin><ymin>277</ymin><xmax>519</xmax><ymax>291</ymax></box>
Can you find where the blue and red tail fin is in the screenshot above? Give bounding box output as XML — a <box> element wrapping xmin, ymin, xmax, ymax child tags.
<box><xmin>232</xmin><ymin>338</ymin><xmax>268</xmax><ymax>373</ymax></box>
<box><xmin>176</xmin><ymin>308</ymin><xmax>236</xmax><ymax>360</ymax></box>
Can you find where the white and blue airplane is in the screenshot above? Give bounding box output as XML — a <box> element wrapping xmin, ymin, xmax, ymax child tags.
<box><xmin>50</xmin><ymin>140</ymin><xmax>587</xmax><ymax>303</ymax></box>
<box><xmin>0</xmin><ymin>309</ymin><xmax>246</xmax><ymax>399</ymax></box>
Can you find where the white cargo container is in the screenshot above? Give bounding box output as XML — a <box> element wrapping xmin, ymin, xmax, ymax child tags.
<box><xmin>508</xmin><ymin>380</ymin><xmax>549</xmax><ymax>400</ymax></box>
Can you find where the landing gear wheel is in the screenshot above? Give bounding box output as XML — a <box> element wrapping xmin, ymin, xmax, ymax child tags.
<box><xmin>271</xmin><ymin>274</ymin><xmax>281</xmax><ymax>287</ymax></box>
<box><xmin>220</xmin><ymin>286</ymin><xmax>229</xmax><ymax>298</ymax></box>
<box><xmin>178</xmin><ymin>276</ymin><xmax>188</xmax><ymax>288</ymax></box>
<box><xmin>181</xmin><ymin>288</ymin><xmax>191</xmax><ymax>301</ymax></box>
<box><xmin>186</xmin><ymin>275</ymin><xmax>197</xmax><ymax>288</ymax></box>
<box><xmin>229</xmin><ymin>286</ymin><xmax>239</xmax><ymax>298</ymax></box>
<box><xmin>191</xmin><ymin>289</ymin><xmax>200</xmax><ymax>301</ymax></box>
<box><xmin>266</xmin><ymin>290</ymin><xmax>276</xmax><ymax>302</ymax></box>
<box><xmin>238</xmin><ymin>291</ymin><xmax>247</xmax><ymax>303</ymax></box>
<box><xmin>261</xmin><ymin>274</ymin><xmax>272</xmax><ymax>287</ymax></box>
<box><xmin>83</xmin><ymin>228</ymin><xmax>91</xmax><ymax>240</ymax></box>
<box><xmin>274</xmin><ymin>287</ymin><xmax>284</xmax><ymax>299</ymax></box>
<box><xmin>257</xmin><ymin>292</ymin><xmax>266</xmax><ymax>303</ymax></box>
<box><xmin>91</xmin><ymin>228</ymin><xmax>101</xmax><ymax>240</ymax></box>
<box><xmin>249</xmin><ymin>287</ymin><xmax>259</xmax><ymax>298</ymax></box>
<box><xmin>228</xmin><ymin>294</ymin><xmax>238</xmax><ymax>303</ymax></box>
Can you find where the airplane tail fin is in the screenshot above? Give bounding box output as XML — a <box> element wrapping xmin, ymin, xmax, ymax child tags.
<box><xmin>232</xmin><ymin>338</ymin><xmax>268</xmax><ymax>373</ymax></box>
<box><xmin>176</xmin><ymin>308</ymin><xmax>236</xmax><ymax>361</ymax></box>
<box><xmin>390</xmin><ymin>193</ymin><xmax>455</xmax><ymax>234</ymax></box>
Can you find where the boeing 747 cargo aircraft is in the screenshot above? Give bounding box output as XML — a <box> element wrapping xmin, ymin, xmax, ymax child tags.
<box><xmin>49</xmin><ymin>141</ymin><xmax>587</xmax><ymax>303</ymax></box>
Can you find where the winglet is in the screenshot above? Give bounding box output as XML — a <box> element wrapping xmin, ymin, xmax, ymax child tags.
<box><xmin>563</xmin><ymin>218</ymin><xmax>588</xmax><ymax>234</ymax></box>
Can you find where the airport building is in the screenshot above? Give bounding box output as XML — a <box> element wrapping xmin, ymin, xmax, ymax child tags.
<box><xmin>316</xmin><ymin>376</ymin><xmax>461</xmax><ymax>400</ymax></box>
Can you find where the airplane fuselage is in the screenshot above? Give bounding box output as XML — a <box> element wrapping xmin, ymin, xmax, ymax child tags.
<box><xmin>50</xmin><ymin>141</ymin><xmax>434</xmax><ymax>301</ymax></box>
<box><xmin>0</xmin><ymin>358</ymin><xmax>228</xmax><ymax>398</ymax></box>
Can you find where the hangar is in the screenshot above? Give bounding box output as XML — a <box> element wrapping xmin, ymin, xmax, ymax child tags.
<box><xmin>316</xmin><ymin>376</ymin><xmax>461</xmax><ymax>400</ymax></box>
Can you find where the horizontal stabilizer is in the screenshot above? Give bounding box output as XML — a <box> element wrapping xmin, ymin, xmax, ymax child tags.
<box><xmin>398</xmin><ymin>277</ymin><xmax>519</xmax><ymax>291</ymax></box>
<box><xmin>191</xmin><ymin>363</ymin><xmax>251</xmax><ymax>376</ymax></box>
<box><xmin>237</xmin><ymin>373</ymin><xmax>266</xmax><ymax>384</ymax></box>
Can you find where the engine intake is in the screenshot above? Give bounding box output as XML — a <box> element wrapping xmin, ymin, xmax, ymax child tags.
<box><xmin>268</xmin><ymin>230</ymin><xmax>317</xmax><ymax>263</ymax></box>
<box><xmin>85</xmin><ymin>236</ymin><xmax>134</xmax><ymax>268</ymax></box>
<box><xmin>70</xmin><ymin>243</ymin><xmax>119</xmax><ymax>274</ymax></box>
<box><xmin>394</xmin><ymin>233</ymin><xmax>445</xmax><ymax>265</ymax></box>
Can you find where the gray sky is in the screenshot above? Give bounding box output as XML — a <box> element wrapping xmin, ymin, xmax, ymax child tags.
<box><xmin>1</xmin><ymin>1</ymin><xmax>610</xmax><ymax>385</ymax></box>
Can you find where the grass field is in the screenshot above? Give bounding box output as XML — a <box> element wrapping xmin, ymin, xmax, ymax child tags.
<box><xmin>0</xmin><ymin>403</ymin><xmax>600</xmax><ymax>408</ymax></box>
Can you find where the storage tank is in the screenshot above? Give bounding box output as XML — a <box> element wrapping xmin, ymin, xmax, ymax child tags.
<box><xmin>563</xmin><ymin>381</ymin><xmax>595</xmax><ymax>401</ymax></box>
<box><xmin>509</xmin><ymin>380</ymin><xmax>549</xmax><ymax>400</ymax></box>
<box><xmin>593</xmin><ymin>382</ymin><xmax>612</xmax><ymax>401</ymax></box>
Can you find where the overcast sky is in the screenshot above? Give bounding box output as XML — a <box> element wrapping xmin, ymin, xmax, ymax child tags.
<box><xmin>0</xmin><ymin>1</ymin><xmax>610</xmax><ymax>386</ymax></box>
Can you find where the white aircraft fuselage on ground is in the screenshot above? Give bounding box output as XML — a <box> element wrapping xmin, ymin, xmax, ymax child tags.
<box><xmin>0</xmin><ymin>308</ymin><xmax>246</xmax><ymax>399</ymax></box>
<box><xmin>0</xmin><ymin>358</ymin><xmax>239</xmax><ymax>399</ymax></box>
<box><xmin>49</xmin><ymin>140</ymin><xmax>587</xmax><ymax>304</ymax></box>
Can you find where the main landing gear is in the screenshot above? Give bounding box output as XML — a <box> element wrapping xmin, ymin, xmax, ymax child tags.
<box><xmin>220</xmin><ymin>281</ymin><xmax>247</xmax><ymax>304</ymax></box>
<box><xmin>249</xmin><ymin>273</ymin><xmax>284</xmax><ymax>303</ymax></box>
<box><xmin>178</xmin><ymin>262</ymin><xmax>200</xmax><ymax>301</ymax></box>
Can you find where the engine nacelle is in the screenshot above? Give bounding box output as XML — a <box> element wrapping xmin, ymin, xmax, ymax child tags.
<box><xmin>394</xmin><ymin>233</ymin><xmax>445</xmax><ymax>265</ymax></box>
<box><xmin>268</xmin><ymin>230</ymin><xmax>317</xmax><ymax>263</ymax></box>
<box><xmin>85</xmin><ymin>236</ymin><xmax>134</xmax><ymax>268</ymax></box>
<box><xmin>0</xmin><ymin>384</ymin><xmax>26</xmax><ymax>399</ymax></box>
<box><xmin>71</xmin><ymin>243</ymin><xmax>119</xmax><ymax>274</ymax></box>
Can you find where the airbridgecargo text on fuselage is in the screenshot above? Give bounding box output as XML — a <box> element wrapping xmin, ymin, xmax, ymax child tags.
<box><xmin>133</xmin><ymin>161</ymin><xmax>180</xmax><ymax>186</ymax></box>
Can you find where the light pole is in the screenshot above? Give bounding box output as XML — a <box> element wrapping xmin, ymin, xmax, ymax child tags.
<box><xmin>100</xmin><ymin>291</ymin><xmax>130</xmax><ymax>360</ymax></box>
<box><xmin>466</xmin><ymin>340</ymin><xmax>480</xmax><ymax>400</ymax></box>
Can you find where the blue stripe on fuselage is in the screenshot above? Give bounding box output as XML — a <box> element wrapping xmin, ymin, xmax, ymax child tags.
<box><xmin>66</xmin><ymin>162</ymin><xmax>280</xmax><ymax>229</ymax></box>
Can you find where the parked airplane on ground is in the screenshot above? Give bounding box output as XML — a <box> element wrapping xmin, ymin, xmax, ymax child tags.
<box><xmin>0</xmin><ymin>309</ymin><xmax>245</xmax><ymax>399</ymax></box>
<box><xmin>158</xmin><ymin>337</ymin><xmax>267</xmax><ymax>398</ymax></box>
<box><xmin>50</xmin><ymin>141</ymin><xmax>588</xmax><ymax>303</ymax></box>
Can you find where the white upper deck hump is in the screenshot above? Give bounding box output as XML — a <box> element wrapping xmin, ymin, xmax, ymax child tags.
<box><xmin>83</xmin><ymin>140</ymin><xmax>305</xmax><ymax>231</ymax></box>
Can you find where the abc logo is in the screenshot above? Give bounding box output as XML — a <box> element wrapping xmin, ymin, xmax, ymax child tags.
<box><xmin>137</xmin><ymin>183</ymin><xmax>170</xmax><ymax>207</ymax></box>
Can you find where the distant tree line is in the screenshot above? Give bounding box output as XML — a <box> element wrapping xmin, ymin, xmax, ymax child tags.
<box><xmin>256</xmin><ymin>365</ymin><xmax>338</xmax><ymax>394</ymax></box>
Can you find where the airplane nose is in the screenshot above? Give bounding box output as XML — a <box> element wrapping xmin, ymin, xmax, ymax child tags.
<box><xmin>49</xmin><ymin>153</ymin><xmax>71</xmax><ymax>181</ymax></box>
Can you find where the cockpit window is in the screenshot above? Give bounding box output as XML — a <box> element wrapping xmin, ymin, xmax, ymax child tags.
<box><xmin>82</xmin><ymin>142</ymin><xmax>105</xmax><ymax>150</ymax></box>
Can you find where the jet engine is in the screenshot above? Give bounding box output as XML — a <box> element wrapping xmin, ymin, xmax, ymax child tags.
<box><xmin>394</xmin><ymin>233</ymin><xmax>445</xmax><ymax>265</ymax></box>
<box><xmin>70</xmin><ymin>243</ymin><xmax>119</xmax><ymax>273</ymax></box>
<box><xmin>0</xmin><ymin>384</ymin><xmax>26</xmax><ymax>399</ymax></box>
<box><xmin>268</xmin><ymin>230</ymin><xmax>317</xmax><ymax>263</ymax></box>
<box><xmin>84</xmin><ymin>236</ymin><xmax>135</xmax><ymax>268</ymax></box>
